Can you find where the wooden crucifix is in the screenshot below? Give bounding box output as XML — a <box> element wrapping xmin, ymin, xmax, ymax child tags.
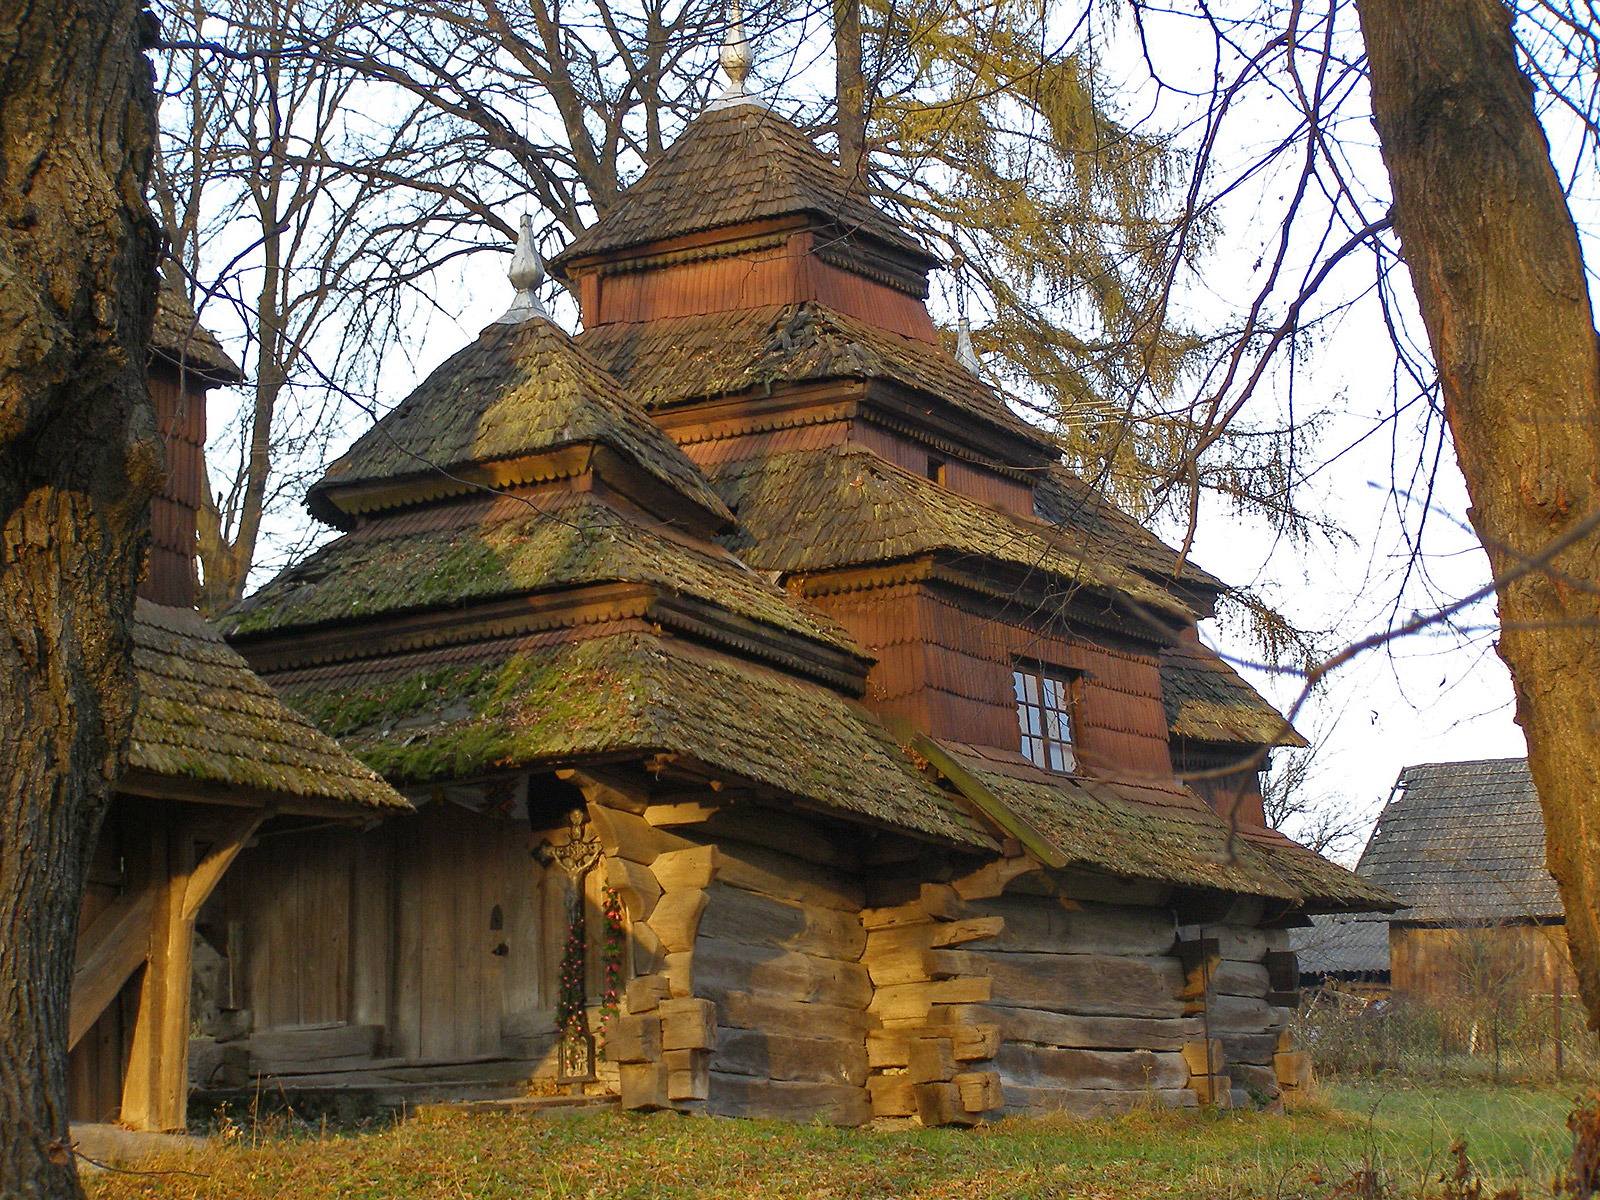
<box><xmin>536</xmin><ymin>807</ymin><xmax>602</xmax><ymax>1083</ymax></box>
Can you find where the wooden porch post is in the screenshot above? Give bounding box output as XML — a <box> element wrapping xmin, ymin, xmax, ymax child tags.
<box><xmin>119</xmin><ymin>809</ymin><xmax>193</xmax><ymax>1131</ymax></box>
<box><xmin>118</xmin><ymin>805</ymin><xmax>266</xmax><ymax>1131</ymax></box>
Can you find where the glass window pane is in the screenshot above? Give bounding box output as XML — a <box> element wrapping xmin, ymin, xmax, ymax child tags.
<box><xmin>1048</xmin><ymin>743</ymin><xmax>1070</xmax><ymax>772</ymax></box>
<box><xmin>1013</xmin><ymin>671</ymin><xmax>1028</xmax><ymax>704</ymax></box>
<box><xmin>1042</xmin><ymin>677</ymin><xmax>1060</xmax><ymax>708</ymax></box>
<box><xmin>1023</xmin><ymin>673</ymin><xmax>1040</xmax><ymax>704</ymax></box>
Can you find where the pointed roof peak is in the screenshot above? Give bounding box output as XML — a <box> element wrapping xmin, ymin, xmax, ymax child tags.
<box><xmin>552</xmin><ymin>104</ymin><xmax>934</xmax><ymax>275</ymax></box>
<box><xmin>309</xmin><ymin>309</ymin><xmax>733</xmax><ymax>532</ymax></box>
<box><xmin>496</xmin><ymin>213</ymin><xmax>551</xmax><ymax>324</ymax></box>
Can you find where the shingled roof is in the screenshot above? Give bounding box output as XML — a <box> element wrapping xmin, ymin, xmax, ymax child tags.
<box><xmin>552</xmin><ymin>103</ymin><xmax>933</xmax><ymax>269</ymax></box>
<box><xmin>1033</xmin><ymin>467</ymin><xmax>1226</xmax><ymax>599</ymax></box>
<box><xmin>1160</xmin><ymin>637</ymin><xmax>1306</xmax><ymax>748</ymax></box>
<box><xmin>704</xmin><ymin>443</ymin><xmax>1193</xmax><ymax>621</ymax></box>
<box><xmin>927</xmin><ymin>740</ymin><xmax>1391</xmax><ymax>910</ymax></box>
<box><xmin>152</xmin><ymin>282</ymin><xmax>243</xmax><ymax>384</ymax></box>
<box><xmin>578</xmin><ymin>302</ymin><xmax>1053</xmax><ymax>453</ymax></box>
<box><xmin>268</xmin><ymin>627</ymin><xmax>996</xmax><ymax>850</ymax></box>
<box><xmin>1358</xmin><ymin>758</ymin><xmax>1561</xmax><ymax>923</ymax></box>
<box><xmin>129</xmin><ymin>600</ymin><xmax>406</xmax><ymax>812</ymax></box>
<box><xmin>308</xmin><ymin>315</ymin><xmax>732</xmax><ymax>529</ymax></box>
<box><xmin>221</xmin><ymin>489</ymin><xmax>862</xmax><ymax>662</ymax></box>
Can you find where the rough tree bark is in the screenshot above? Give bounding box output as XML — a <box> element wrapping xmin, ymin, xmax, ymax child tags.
<box><xmin>1355</xmin><ymin>0</ymin><xmax>1600</xmax><ymax>1029</ymax></box>
<box><xmin>0</xmin><ymin>2</ymin><xmax>163</xmax><ymax>1196</ymax></box>
<box><xmin>834</xmin><ymin>0</ymin><xmax>865</xmax><ymax>179</ymax></box>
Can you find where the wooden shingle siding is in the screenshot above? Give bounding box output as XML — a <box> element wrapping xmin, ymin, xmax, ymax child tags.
<box><xmin>679</xmin><ymin>420</ymin><xmax>848</xmax><ymax>468</ymax></box>
<box><xmin>142</xmin><ymin>368</ymin><xmax>206</xmax><ymax>607</ymax></box>
<box><xmin>810</xmin><ymin>581</ymin><xmax>1174</xmax><ymax>775</ymax></box>
<box><xmin>591</xmin><ymin>234</ymin><xmax>936</xmax><ymax>342</ymax></box>
<box><xmin>943</xmin><ymin>459</ymin><xmax>1031</xmax><ymax>517</ymax></box>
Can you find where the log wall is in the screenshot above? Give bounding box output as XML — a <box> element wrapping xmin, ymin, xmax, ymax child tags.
<box><xmin>1177</xmin><ymin>907</ymin><xmax>1304</xmax><ymax>1106</ymax></box>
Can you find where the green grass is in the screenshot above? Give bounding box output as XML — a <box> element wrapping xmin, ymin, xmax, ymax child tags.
<box><xmin>85</xmin><ymin>1082</ymin><xmax>1589</xmax><ymax>1200</ymax></box>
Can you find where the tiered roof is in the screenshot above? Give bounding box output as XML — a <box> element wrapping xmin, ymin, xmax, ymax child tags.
<box><xmin>232</xmin><ymin>89</ymin><xmax>1381</xmax><ymax>910</ymax></box>
<box><xmin>579</xmin><ymin>302</ymin><xmax>1051</xmax><ymax>452</ymax></box>
<box><xmin>1160</xmin><ymin>636</ymin><xmax>1306</xmax><ymax>749</ymax></box>
<box><xmin>705</xmin><ymin>444</ymin><xmax>1190</xmax><ymax>622</ymax></box>
<box><xmin>309</xmin><ymin>316</ymin><xmax>731</xmax><ymax>530</ymax></box>
<box><xmin>265</xmin><ymin>629</ymin><xmax>995</xmax><ymax>849</ymax></box>
<box><xmin>553</xmin><ymin>102</ymin><xmax>934</xmax><ymax>272</ymax></box>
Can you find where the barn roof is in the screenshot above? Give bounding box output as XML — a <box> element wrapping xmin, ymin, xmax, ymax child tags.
<box><xmin>1159</xmin><ymin>637</ymin><xmax>1306</xmax><ymax>748</ymax></box>
<box><xmin>704</xmin><ymin>443</ymin><xmax>1193</xmax><ymax>621</ymax></box>
<box><xmin>266</xmin><ymin>628</ymin><xmax>996</xmax><ymax>850</ymax></box>
<box><xmin>1357</xmin><ymin>758</ymin><xmax>1561</xmax><ymax>924</ymax></box>
<box><xmin>151</xmin><ymin>282</ymin><xmax>243</xmax><ymax>385</ymax></box>
<box><xmin>552</xmin><ymin>102</ymin><xmax>934</xmax><ymax>270</ymax></box>
<box><xmin>577</xmin><ymin>301</ymin><xmax>1052</xmax><ymax>454</ymax></box>
<box><xmin>308</xmin><ymin>315</ymin><xmax>732</xmax><ymax>529</ymax></box>
<box><xmin>1292</xmin><ymin>914</ymin><xmax>1391</xmax><ymax>975</ymax></box>
<box><xmin>129</xmin><ymin>600</ymin><xmax>407</xmax><ymax>812</ymax></box>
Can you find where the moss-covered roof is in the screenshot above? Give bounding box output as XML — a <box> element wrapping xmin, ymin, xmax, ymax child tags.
<box><xmin>1238</xmin><ymin>825</ymin><xmax>1399</xmax><ymax>913</ymax></box>
<box><xmin>552</xmin><ymin>103</ymin><xmax>932</xmax><ymax>269</ymax></box>
<box><xmin>577</xmin><ymin>302</ymin><xmax>1052</xmax><ymax>453</ymax></box>
<box><xmin>1160</xmin><ymin>637</ymin><xmax>1306</xmax><ymax>748</ymax></box>
<box><xmin>152</xmin><ymin>282</ymin><xmax>242</xmax><ymax>384</ymax></box>
<box><xmin>269</xmin><ymin>629</ymin><xmax>995</xmax><ymax>849</ymax></box>
<box><xmin>129</xmin><ymin>600</ymin><xmax>407</xmax><ymax>810</ymax></box>
<box><xmin>1033</xmin><ymin>466</ymin><xmax>1226</xmax><ymax>598</ymax></box>
<box><xmin>219</xmin><ymin>490</ymin><xmax>860</xmax><ymax>659</ymax></box>
<box><xmin>703</xmin><ymin>443</ymin><xmax>1192</xmax><ymax>621</ymax></box>
<box><xmin>309</xmin><ymin>315</ymin><xmax>731</xmax><ymax>527</ymax></box>
<box><xmin>930</xmin><ymin>740</ymin><xmax>1390</xmax><ymax>911</ymax></box>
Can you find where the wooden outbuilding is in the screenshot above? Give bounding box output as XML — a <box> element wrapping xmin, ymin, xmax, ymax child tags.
<box><xmin>208</xmin><ymin>83</ymin><xmax>1391</xmax><ymax>1123</ymax></box>
<box><xmin>1340</xmin><ymin>758</ymin><xmax>1574</xmax><ymax>1006</ymax></box>
<box><xmin>68</xmin><ymin>287</ymin><xmax>409</xmax><ymax>1132</ymax></box>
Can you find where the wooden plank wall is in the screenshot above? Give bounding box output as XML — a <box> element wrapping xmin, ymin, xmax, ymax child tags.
<box><xmin>68</xmin><ymin>805</ymin><xmax>139</xmax><ymax>1123</ymax></box>
<box><xmin>230</xmin><ymin>805</ymin><xmax>559</xmax><ymax>1076</ymax></box>
<box><xmin>678</xmin><ymin>420</ymin><xmax>846</xmax><ymax>469</ymax></box>
<box><xmin>1391</xmin><ymin>923</ymin><xmax>1579</xmax><ymax>1006</ymax></box>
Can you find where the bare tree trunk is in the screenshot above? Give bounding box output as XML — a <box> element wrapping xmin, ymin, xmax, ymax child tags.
<box><xmin>0</xmin><ymin>4</ymin><xmax>162</xmax><ymax>1196</ymax></box>
<box><xmin>1356</xmin><ymin>0</ymin><xmax>1600</xmax><ymax>1030</ymax></box>
<box><xmin>834</xmin><ymin>0</ymin><xmax>865</xmax><ymax>178</ymax></box>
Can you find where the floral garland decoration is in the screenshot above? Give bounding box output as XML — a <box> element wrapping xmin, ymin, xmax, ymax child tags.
<box><xmin>597</xmin><ymin>886</ymin><xmax>625</xmax><ymax>1057</ymax></box>
<box><xmin>557</xmin><ymin>913</ymin><xmax>587</xmax><ymax>1039</ymax></box>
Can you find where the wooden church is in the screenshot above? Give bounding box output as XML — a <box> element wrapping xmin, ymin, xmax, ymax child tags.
<box><xmin>190</xmin><ymin>37</ymin><xmax>1392</xmax><ymax>1127</ymax></box>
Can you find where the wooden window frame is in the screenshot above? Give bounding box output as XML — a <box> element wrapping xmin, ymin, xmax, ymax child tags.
<box><xmin>1013</xmin><ymin>665</ymin><xmax>1078</xmax><ymax>773</ymax></box>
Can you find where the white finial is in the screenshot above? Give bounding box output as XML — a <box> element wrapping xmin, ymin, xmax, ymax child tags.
<box><xmin>495</xmin><ymin>213</ymin><xmax>549</xmax><ymax>324</ymax></box>
<box><xmin>955</xmin><ymin>317</ymin><xmax>982</xmax><ymax>376</ymax></box>
<box><xmin>950</xmin><ymin>251</ymin><xmax>981</xmax><ymax>375</ymax></box>
<box><xmin>709</xmin><ymin>4</ymin><xmax>764</xmax><ymax>110</ymax></box>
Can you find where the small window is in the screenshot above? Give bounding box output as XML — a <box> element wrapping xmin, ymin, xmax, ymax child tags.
<box><xmin>926</xmin><ymin>456</ymin><xmax>947</xmax><ymax>485</ymax></box>
<box><xmin>1013</xmin><ymin>667</ymin><xmax>1076</xmax><ymax>772</ymax></box>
